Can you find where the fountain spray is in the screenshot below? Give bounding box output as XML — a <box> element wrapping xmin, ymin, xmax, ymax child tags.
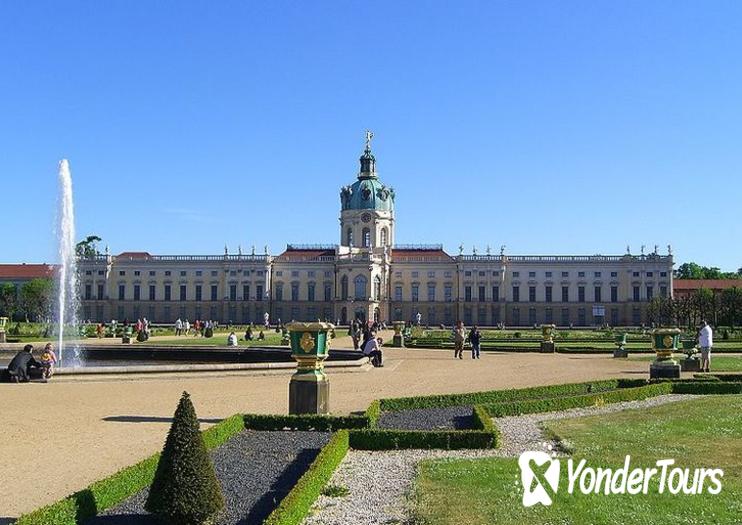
<box><xmin>57</xmin><ymin>159</ymin><xmax>80</xmax><ymax>365</ymax></box>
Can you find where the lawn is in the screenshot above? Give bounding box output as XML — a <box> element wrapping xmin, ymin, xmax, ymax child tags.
<box><xmin>412</xmin><ymin>396</ymin><xmax>742</xmax><ymax>525</ymax></box>
<box><xmin>138</xmin><ymin>332</ymin><xmax>285</xmax><ymax>347</ymax></box>
<box><xmin>629</xmin><ymin>355</ymin><xmax>742</xmax><ymax>371</ymax></box>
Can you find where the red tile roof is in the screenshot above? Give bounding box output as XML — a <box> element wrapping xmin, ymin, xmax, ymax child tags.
<box><xmin>0</xmin><ymin>264</ymin><xmax>57</xmax><ymax>279</ymax></box>
<box><xmin>116</xmin><ymin>252</ymin><xmax>152</xmax><ymax>260</ymax></box>
<box><xmin>674</xmin><ymin>279</ymin><xmax>742</xmax><ymax>291</ymax></box>
<box><xmin>392</xmin><ymin>249</ymin><xmax>453</xmax><ymax>261</ymax></box>
<box><xmin>275</xmin><ymin>249</ymin><xmax>336</xmax><ymax>262</ymax></box>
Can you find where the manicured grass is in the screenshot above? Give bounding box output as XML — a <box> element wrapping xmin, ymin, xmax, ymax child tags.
<box><xmin>412</xmin><ymin>396</ymin><xmax>742</xmax><ymax>525</ymax></box>
<box><xmin>137</xmin><ymin>333</ymin><xmax>285</xmax><ymax>347</ymax></box>
<box><xmin>630</xmin><ymin>355</ymin><xmax>742</xmax><ymax>371</ymax></box>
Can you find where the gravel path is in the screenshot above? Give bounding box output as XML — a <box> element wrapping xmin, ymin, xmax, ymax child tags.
<box><xmin>377</xmin><ymin>405</ymin><xmax>474</xmax><ymax>430</ymax></box>
<box><xmin>88</xmin><ymin>430</ymin><xmax>330</xmax><ymax>525</ymax></box>
<box><xmin>304</xmin><ymin>394</ymin><xmax>697</xmax><ymax>525</ymax></box>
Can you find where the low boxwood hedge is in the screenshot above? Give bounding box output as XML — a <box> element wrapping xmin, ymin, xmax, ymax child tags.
<box><xmin>671</xmin><ymin>381</ymin><xmax>742</xmax><ymax>395</ymax></box>
<box><xmin>243</xmin><ymin>412</ymin><xmax>370</xmax><ymax>431</ymax></box>
<box><xmin>695</xmin><ymin>373</ymin><xmax>742</xmax><ymax>382</ymax></box>
<box><xmin>364</xmin><ymin>399</ymin><xmax>381</xmax><ymax>428</ymax></box>
<box><xmin>263</xmin><ymin>430</ymin><xmax>350</xmax><ymax>525</ymax></box>
<box><xmin>482</xmin><ymin>383</ymin><xmax>674</xmax><ymax>417</ymax></box>
<box><xmin>380</xmin><ymin>379</ymin><xmax>647</xmax><ymax>411</ymax></box>
<box><xmin>15</xmin><ymin>414</ymin><xmax>246</xmax><ymax>525</ymax></box>
<box><xmin>348</xmin><ymin>428</ymin><xmax>496</xmax><ymax>450</ymax></box>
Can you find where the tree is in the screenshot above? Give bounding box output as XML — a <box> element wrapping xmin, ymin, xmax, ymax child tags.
<box><xmin>19</xmin><ymin>278</ymin><xmax>54</xmax><ymax>322</ymax></box>
<box><xmin>75</xmin><ymin>235</ymin><xmax>102</xmax><ymax>258</ymax></box>
<box><xmin>0</xmin><ymin>283</ymin><xmax>18</xmax><ymax>319</ymax></box>
<box><xmin>145</xmin><ymin>392</ymin><xmax>224</xmax><ymax>525</ymax></box>
<box><xmin>674</xmin><ymin>261</ymin><xmax>742</xmax><ymax>280</ymax></box>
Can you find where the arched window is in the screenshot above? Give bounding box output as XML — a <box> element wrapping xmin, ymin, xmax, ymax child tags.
<box><xmin>380</xmin><ymin>227</ymin><xmax>388</xmax><ymax>247</ymax></box>
<box><xmin>354</xmin><ymin>275</ymin><xmax>367</xmax><ymax>300</ymax></box>
<box><xmin>362</xmin><ymin>227</ymin><xmax>371</xmax><ymax>248</ymax></box>
<box><xmin>346</xmin><ymin>228</ymin><xmax>353</xmax><ymax>246</ymax></box>
<box><xmin>340</xmin><ymin>275</ymin><xmax>348</xmax><ymax>300</ymax></box>
<box><xmin>374</xmin><ymin>275</ymin><xmax>382</xmax><ymax>300</ymax></box>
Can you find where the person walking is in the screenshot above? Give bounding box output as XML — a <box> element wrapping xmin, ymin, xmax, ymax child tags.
<box><xmin>453</xmin><ymin>321</ymin><xmax>466</xmax><ymax>359</ymax></box>
<box><xmin>469</xmin><ymin>325</ymin><xmax>481</xmax><ymax>359</ymax></box>
<box><xmin>699</xmin><ymin>321</ymin><xmax>713</xmax><ymax>372</ymax></box>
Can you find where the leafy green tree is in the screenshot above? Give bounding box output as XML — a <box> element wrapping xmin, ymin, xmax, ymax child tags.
<box><xmin>19</xmin><ymin>278</ymin><xmax>54</xmax><ymax>321</ymax></box>
<box><xmin>145</xmin><ymin>391</ymin><xmax>224</xmax><ymax>525</ymax></box>
<box><xmin>75</xmin><ymin>235</ymin><xmax>102</xmax><ymax>258</ymax></box>
<box><xmin>0</xmin><ymin>283</ymin><xmax>18</xmax><ymax>319</ymax></box>
<box><xmin>720</xmin><ymin>287</ymin><xmax>742</xmax><ymax>328</ymax></box>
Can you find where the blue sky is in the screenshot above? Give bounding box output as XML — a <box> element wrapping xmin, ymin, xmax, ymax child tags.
<box><xmin>1</xmin><ymin>1</ymin><xmax>740</xmax><ymax>271</ymax></box>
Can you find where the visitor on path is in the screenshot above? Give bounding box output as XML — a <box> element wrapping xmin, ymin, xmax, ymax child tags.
<box><xmin>363</xmin><ymin>336</ymin><xmax>384</xmax><ymax>367</ymax></box>
<box><xmin>264</xmin><ymin>312</ymin><xmax>270</xmax><ymax>329</ymax></box>
<box><xmin>453</xmin><ymin>321</ymin><xmax>466</xmax><ymax>359</ymax></box>
<box><xmin>39</xmin><ymin>343</ymin><xmax>57</xmax><ymax>380</ymax></box>
<box><xmin>699</xmin><ymin>321</ymin><xmax>713</xmax><ymax>372</ymax></box>
<box><xmin>175</xmin><ymin>318</ymin><xmax>183</xmax><ymax>336</ymax></box>
<box><xmin>469</xmin><ymin>325</ymin><xmax>481</xmax><ymax>359</ymax></box>
<box><xmin>6</xmin><ymin>345</ymin><xmax>42</xmax><ymax>383</ymax></box>
<box><xmin>96</xmin><ymin>323</ymin><xmax>104</xmax><ymax>338</ymax></box>
<box><xmin>227</xmin><ymin>332</ymin><xmax>238</xmax><ymax>347</ymax></box>
<box><xmin>184</xmin><ymin>319</ymin><xmax>190</xmax><ymax>336</ymax></box>
<box><xmin>350</xmin><ymin>320</ymin><xmax>362</xmax><ymax>350</ymax></box>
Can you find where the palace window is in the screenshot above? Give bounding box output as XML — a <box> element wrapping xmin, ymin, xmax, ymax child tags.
<box><xmin>465</xmin><ymin>286</ymin><xmax>472</xmax><ymax>302</ymax></box>
<box><xmin>324</xmin><ymin>283</ymin><xmax>332</xmax><ymax>302</ymax></box>
<box><xmin>633</xmin><ymin>286</ymin><xmax>640</xmax><ymax>301</ymax></box>
<box><xmin>98</xmin><ymin>284</ymin><xmax>105</xmax><ymax>299</ymax></box>
<box><xmin>611</xmin><ymin>271</ymin><xmax>618</xmax><ymax>277</ymax></box>
<box><xmin>594</xmin><ymin>286</ymin><xmax>602</xmax><ymax>303</ymax></box>
<box><xmin>346</xmin><ymin>228</ymin><xmax>353</xmax><ymax>246</ymax></box>
<box><xmin>594</xmin><ymin>271</ymin><xmax>601</xmax><ymax>278</ymax></box>
<box><xmin>380</xmin><ymin>227</ymin><xmax>388</xmax><ymax>246</ymax></box>
<box><xmin>374</xmin><ymin>276</ymin><xmax>382</xmax><ymax>300</ymax></box>
<box><xmin>428</xmin><ymin>283</ymin><xmax>436</xmax><ymax>302</ymax></box>
<box><xmin>354</xmin><ymin>275</ymin><xmax>367</xmax><ymax>300</ymax></box>
<box><xmin>118</xmin><ymin>284</ymin><xmax>125</xmax><ymax>300</ymax></box>
<box><xmin>578</xmin><ymin>286</ymin><xmax>585</xmax><ymax>302</ymax></box>
<box><xmin>562</xmin><ymin>272</ymin><xmax>569</xmax><ymax>277</ymax></box>
<box><xmin>428</xmin><ymin>271</ymin><xmax>436</xmax><ymax>278</ymax></box>
<box><xmin>512</xmin><ymin>286</ymin><xmax>520</xmax><ymax>302</ymax></box>
<box><xmin>308</xmin><ymin>282</ymin><xmax>316</xmax><ymax>302</ymax></box>
<box><xmin>341</xmin><ymin>276</ymin><xmax>349</xmax><ymax>300</ymax></box>
<box><xmin>291</xmin><ymin>283</ymin><xmax>299</xmax><ymax>301</ymax></box>
<box><xmin>529</xmin><ymin>271</ymin><xmax>536</xmax><ymax>278</ymax></box>
<box><xmin>84</xmin><ymin>284</ymin><xmax>92</xmax><ymax>300</ymax></box>
<box><xmin>164</xmin><ymin>285</ymin><xmax>171</xmax><ymax>301</ymax></box>
<box><xmin>395</xmin><ymin>285</ymin><xmax>403</xmax><ymax>301</ymax></box>
<box><xmin>478</xmin><ymin>286</ymin><xmax>486</xmax><ymax>302</ymax></box>
<box><xmin>210</xmin><ymin>285</ymin><xmax>218</xmax><ymax>301</ymax></box>
<box><xmin>256</xmin><ymin>285</ymin><xmax>263</xmax><ymax>301</ymax></box>
<box><xmin>230</xmin><ymin>285</ymin><xmax>237</xmax><ymax>301</ymax></box>
<box><xmin>512</xmin><ymin>271</ymin><xmax>520</xmax><ymax>278</ymax></box>
<box><xmin>243</xmin><ymin>284</ymin><xmax>250</xmax><ymax>301</ymax></box>
<box><xmin>562</xmin><ymin>286</ymin><xmax>569</xmax><ymax>302</ymax></box>
<box><xmin>195</xmin><ymin>285</ymin><xmax>202</xmax><ymax>301</ymax></box>
<box><xmin>180</xmin><ymin>285</ymin><xmax>187</xmax><ymax>301</ymax></box>
<box><xmin>275</xmin><ymin>284</ymin><xmax>283</xmax><ymax>301</ymax></box>
<box><xmin>611</xmin><ymin>286</ymin><xmax>618</xmax><ymax>303</ymax></box>
<box><xmin>578</xmin><ymin>271</ymin><xmax>585</xmax><ymax>278</ymax></box>
<box><xmin>411</xmin><ymin>284</ymin><xmax>419</xmax><ymax>302</ymax></box>
<box><xmin>545</xmin><ymin>286</ymin><xmax>552</xmax><ymax>303</ymax></box>
<box><xmin>149</xmin><ymin>285</ymin><xmax>155</xmax><ymax>301</ymax></box>
<box><xmin>444</xmin><ymin>284</ymin><xmax>452</xmax><ymax>302</ymax></box>
<box><xmin>362</xmin><ymin>228</ymin><xmax>371</xmax><ymax>248</ymax></box>
<box><xmin>492</xmin><ymin>285</ymin><xmax>499</xmax><ymax>302</ymax></box>
<box><xmin>646</xmin><ymin>285</ymin><xmax>654</xmax><ymax>301</ymax></box>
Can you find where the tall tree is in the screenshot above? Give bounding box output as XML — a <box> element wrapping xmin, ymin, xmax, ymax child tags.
<box><xmin>75</xmin><ymin>235</ymin><xmax>102</xmax><ymax>258</ymax></box>
<box><xmin>20</xmin><ymin>278</ymin><xmax>54</xmax><ymax>322</ymax></box>
<box><xmin>0</xmin><ymin>283</ymin><xmax>18</xmax><ymax>319</ymax></box>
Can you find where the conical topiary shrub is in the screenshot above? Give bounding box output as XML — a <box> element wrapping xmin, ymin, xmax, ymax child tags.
<box><xmin>145</xmin><ymin>391</ymin><xmax>224</xmax><ymax>524</ymax></box>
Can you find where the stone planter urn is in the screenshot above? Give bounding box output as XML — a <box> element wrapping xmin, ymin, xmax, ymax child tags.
<box><xmin>540</xmin><ymin>324</ymin><xmax>556</xmax><ymax>353</ymax></box>
<box><xmin>649</xmin><ymin>328</ymin><xmax>681</xmax><ymax>379</ymax></box>
<box><xmin>679</xmin><ymin>337</ymin><xmax>701</xmax><ymax>372</ymax></box>
<box><xmin>392</xmin><ymin>321</ymin><xmax>405</xmax><ymax>348</ymax></box>
<box><xmin>613</xmin><ymin>332</ymin><xmax>628</xmax><ymax>358</ymax></box>
<box><xmin>287</xmin><ymin>322</ymin><xmax>333</xmax><ymax>414</ymax></box>
<box><xmin>0</xmin><ymin>316</ymin><xmax>7</xmax><ymax>344</ymax></box>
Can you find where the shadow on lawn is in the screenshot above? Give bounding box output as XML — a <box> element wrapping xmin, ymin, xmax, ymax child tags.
<box><xmin>102</xmin><ymin>415</ymin><xmax>223</xmax><ymax>424</ymax></box>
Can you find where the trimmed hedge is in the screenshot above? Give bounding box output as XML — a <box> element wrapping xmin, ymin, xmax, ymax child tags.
<box><xmin>380</xmin><ymin>379</ymin><xmax>647</xmax><ymax>411</ymax></box>
<box><xmin>482</xmin><ymin>383</ymin><xmax>674</xmax><ymax>417</ymax></box>
<box><xmin>695</xmin><ymin>373</ymin><xmax>742</xmax><ymax>382</ymax></box>
<box><xmin>349</xmin><ymin>426</ymin><xmax>497</xmax><ymax>451</ymax></box>
<box><xmin>263</xmin><ymin>430</ymin><xmax>349</xmax><ymax>525</ymax></box>
<box><xmin>364</xmin><ymin>399</ymin><xmax>381</xmax><ymax>428</ymax></box>
<box><xmin>15</xmin><ymin>414</ymin><xmax>246</xmax><ymax>525</ymax></box>
<box><xmin>671</xmin><ymin>381</ymin><xmax>742</xmax><ymax>395</ymax></box>
<box><xmin>243</xmin><ymin>413</ymin><xmax>370</xmax><ymax>431</ymax></box>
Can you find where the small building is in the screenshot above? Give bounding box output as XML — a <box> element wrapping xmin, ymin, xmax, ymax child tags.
<box><xmin>673</xmin><ymin>279</ymin><xmax>742</xmax><ymax>299</ymax></box>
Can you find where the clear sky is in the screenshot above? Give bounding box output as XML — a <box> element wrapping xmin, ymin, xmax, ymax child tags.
<box><xmin>1</xmin><ymin>1</ymin><xmax>740</xmax><ymax>271</ymax></box>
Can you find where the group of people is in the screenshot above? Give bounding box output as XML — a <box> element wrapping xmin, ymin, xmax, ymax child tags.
<box><xmin>174</xmin><ymin>318</ymin><xmax>218</xmax><ymax>337</ymax></box>
<box><xmin>6</xmin><ymin>343</ymin><xmax>57</xmax><ymax>382</ymax></box>
<box><xmin>453</xmin><ymin>321</ymin><xmax>482</xmax><ymax>359</ymax></box>
<box><xmin>347</xmin><ymin>320</ymin><xmax>384</xmax><ymax>367</ymax></box>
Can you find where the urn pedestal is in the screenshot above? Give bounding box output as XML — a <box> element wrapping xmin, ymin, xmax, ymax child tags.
<box><xmin>649</xmin><ymin>328</ymin><xmax>681</xmax><ymax>379</ymax></box>
<box><xmin>613</xmin><ymin>333</ymin><xmax>628</xmax><ymax>358</ymax></box>
<box><xmin>287</xmin><ymin>322</ymin><xmax>333</xmax><ymax>414</ymax></box>
<box><xmin>539</xmin><ymin>324</ymin><xmax>556</xmax><ymax>353</ymax></box>
<box><xmin>392</xmin><ymin>321</ymin><xmax>405</xmax><ymax>348</ymax></box>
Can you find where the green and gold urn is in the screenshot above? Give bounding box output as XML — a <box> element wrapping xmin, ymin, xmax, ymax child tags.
<box><xmin>649</xmin><ymin>327</ymin><xmax>681</xmax><ymax>379</ymax></box>
<box><xmin>286</xmin><ymin>322</ymin><xmax>334</xmax><ymax>414</ymax></box>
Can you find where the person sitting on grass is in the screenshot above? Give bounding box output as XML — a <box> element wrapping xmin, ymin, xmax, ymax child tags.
<box><xmin>39</xmin><ymin>342</ymin><xmax>57</xmax><ymax>380</ymax></box>
<box><xmin>227</xmin><ymin>331</ymin><xmax>238</xmax><ymax>347</ymax></box>
<box><xmin>257</xmin><ymin>331</ymin><xmax>265</xmax><ymax>340</ymax></box>
<box><xmin>7</xmin><ymin>344</ymin><xmax>43</xmax><ymax>383</ymax></box>
<box><xmin>245</xmin><ymin>326</ymin><xmax>253</xmax><ymax>341</ymax></box>
<box><xmin>363</xmin><ymin>336</ymin><xmax>384</xmax><ymax>367</ymax></box>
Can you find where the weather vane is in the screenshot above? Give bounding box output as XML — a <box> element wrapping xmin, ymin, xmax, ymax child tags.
<box><xmin>365</xmin><ymin>129</ymin><xmax>374</xmax><ymax>151</ymax></box>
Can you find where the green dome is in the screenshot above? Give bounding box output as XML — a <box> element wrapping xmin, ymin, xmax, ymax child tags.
<box><xmin>339</xmin><ymin>145</ymin><xmax>395</xmax><ymax>212</ymax></box>
<box><xmin>341</xmin><ymin>177</ymin><xmax>395</xmax><ymax>212</ymax></box>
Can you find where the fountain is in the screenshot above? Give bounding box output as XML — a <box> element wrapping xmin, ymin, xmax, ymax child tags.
<box><xmin>56</xmin><ymin>159</ymin><xmax>81</xmax><ymax>366</ymax></box>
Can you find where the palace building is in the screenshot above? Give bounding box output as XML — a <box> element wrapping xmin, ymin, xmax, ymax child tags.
<box><xmin>78</xmin><ymin>134</ymin><xmax>674</xmax><ymax>327</ymax></box>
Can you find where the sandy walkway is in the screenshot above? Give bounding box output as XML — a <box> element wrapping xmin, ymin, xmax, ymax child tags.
<box><xmin>0</xmin><ymin>347</ymin><xmax>651</xmax><ymax>518</ymax></box>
